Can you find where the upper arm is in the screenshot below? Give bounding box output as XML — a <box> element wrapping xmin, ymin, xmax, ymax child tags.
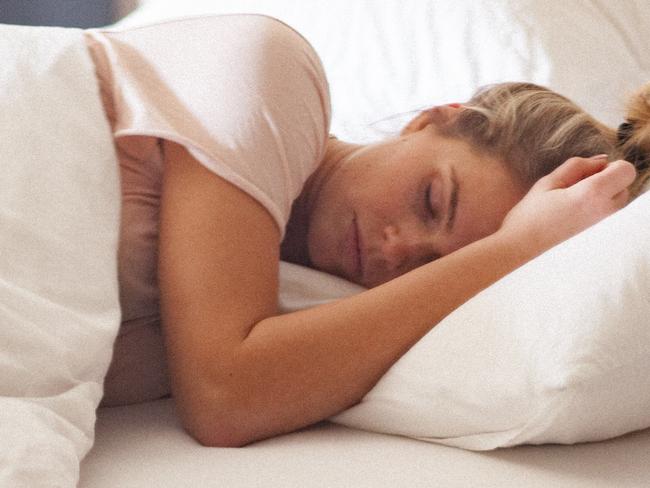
<box><xmin>123</xmin><ymin>15</ymin><xmax>330</xmax><ymax>444</ymax></box>
<box><xmin>157</xmin><ymin>140</ymin><xmax>281</xmax><ymax>440</ymax></box>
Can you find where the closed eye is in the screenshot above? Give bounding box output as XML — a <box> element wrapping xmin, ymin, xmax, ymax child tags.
<box><xmin>425</xmin><ymin>183</ymin><xmax>438</xmax><ymax>220</ymax></box>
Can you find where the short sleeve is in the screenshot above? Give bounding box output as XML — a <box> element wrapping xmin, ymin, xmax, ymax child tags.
<box><xmin>86</xmin><ymin>14</ymin><xmax>331</xmax><ymax>236</ymax></box>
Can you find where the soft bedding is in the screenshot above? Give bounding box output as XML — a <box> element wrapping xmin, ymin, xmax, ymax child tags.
<box><xmin>0</xmin><ymin>24</ymin><xmax>121</xmax><ymax>487</ymax></box>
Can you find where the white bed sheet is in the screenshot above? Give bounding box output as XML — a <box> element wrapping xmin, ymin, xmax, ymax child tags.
<box><xmin>80</xmin><ymin>399</ymin><xmax>650</xmax><ymax>488</ymax></box>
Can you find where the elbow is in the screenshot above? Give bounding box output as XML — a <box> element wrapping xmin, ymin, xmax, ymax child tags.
<box><xmin>189</xmin><ymin>423</ymin><xmax>252</xmax><ymax>449</ymax></box>
<box><xmin>173</xmin><ymin>366</ymin><xmax>272</xmax><ymax>447</ymax></box>
<box><xmin>179</xmin><ymin>397</ymin><xmax>257</xmax><ymax>448</ymax></box>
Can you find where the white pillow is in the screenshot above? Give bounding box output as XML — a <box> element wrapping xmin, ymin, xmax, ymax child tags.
<box><xmin>0</xmin><ymin>25</ymin><xmax>121</xmax><ymax>485</ymax></box>
<box><xmin>331</xmin><ymin>192</ymin><xmax>650</xmax><ymax>449</ymax></box>
<box><xmin>119</xmin><ymin>0</ymin><xmax>650</xmax><ymax>142</ymax></box>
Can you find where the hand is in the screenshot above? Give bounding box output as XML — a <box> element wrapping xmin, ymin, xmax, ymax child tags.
<box><xmin>499</xmin><ymin>155</ymin><xmax>636</xmax><ymax>255</ymax></box>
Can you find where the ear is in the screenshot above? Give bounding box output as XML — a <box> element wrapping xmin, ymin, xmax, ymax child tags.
<box><xmin>401</xmin><ymin>104</ymin><xmax>464</xmax><ymax>136</ymax></box>
<box><xmin>400</xmin><ymin>110</ymin><xmax>434</xmax><ymax>135</ymax></box>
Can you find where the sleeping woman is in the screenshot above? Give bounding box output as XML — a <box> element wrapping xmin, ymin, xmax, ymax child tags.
<box><xmin>85</xmin><ymin>14</ymin><xmax>648</xmax><ymax>447</ymax></box>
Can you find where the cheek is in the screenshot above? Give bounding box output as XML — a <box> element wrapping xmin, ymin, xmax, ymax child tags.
<box><xmin>341</xmin><ymin>174</ymin><xmax>400</xmax><ymax>221</ymax></box>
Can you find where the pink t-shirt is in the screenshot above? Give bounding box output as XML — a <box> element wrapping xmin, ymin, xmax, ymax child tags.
<box><xmin>84</xmin><ymin>15</ymin><xmax>330</xmax><ymax>403</ymax></box>
<box><xmin>85</xmin><ymin>14</ymin><xmax>330</xmax><ymax>323</ymax></box>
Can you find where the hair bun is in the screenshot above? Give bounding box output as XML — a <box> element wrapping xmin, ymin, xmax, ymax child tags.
<box><xmin>624</xmin><ymin>83</ymin><xmax>650</xmax><ymax>155</ymax></box>
<box><xmin>623</xmin><ymin>83</ymin><xmax>650</xmax><ymax>196</ymax></box>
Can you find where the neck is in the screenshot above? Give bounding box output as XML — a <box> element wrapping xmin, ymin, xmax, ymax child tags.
<box><xmin>280</xmin><ymin>136</ymin><xmax>362</xmax><ymax>266</ymax></box>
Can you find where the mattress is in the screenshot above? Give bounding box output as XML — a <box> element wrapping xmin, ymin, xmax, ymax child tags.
<box><xmin>80</xmin><ymin>399</ymin><xmax>650</xmax><ymax>487</ymax></box>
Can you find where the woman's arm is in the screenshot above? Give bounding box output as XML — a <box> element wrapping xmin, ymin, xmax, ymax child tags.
<box><xmin>158</xmin><ymin>142</ymin><xmax>634</xmax><ymax>447</ymax></box>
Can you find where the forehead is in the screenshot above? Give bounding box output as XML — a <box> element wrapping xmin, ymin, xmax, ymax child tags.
<box><xmin>427</xmin><ymin>130</ymin><xmax>502</xmax><ymax>170</ymax></box>
<box><xmin>435</xmin><ymin>135</ymin><xmax>524</xmax><ymax>191</ymax></box>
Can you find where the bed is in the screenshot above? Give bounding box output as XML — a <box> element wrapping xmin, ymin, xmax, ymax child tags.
<box><xmin>80</xmin><ymin>398</ymin><xmax>650</xmax><ymax>487</ymax></box>
<box><xmin>5</xmin><ymin>1</ymin><xmax>650</xmax><ymax>486</ymax></box>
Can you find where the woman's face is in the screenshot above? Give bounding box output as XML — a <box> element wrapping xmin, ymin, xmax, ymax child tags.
<box><xmin>306</xmin><ymin>120</ymin><xmax>527</xmax><ymax>288</ymax></box>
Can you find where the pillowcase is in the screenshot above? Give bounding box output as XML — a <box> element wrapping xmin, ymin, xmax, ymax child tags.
<box><xmin>120</xmin><ymin>0</ymin><xmax>650</xmax><ymax>142</ymax></box>
<box><xmin>0</xmin><ymin>25</ymin><xmax>121</xmax><ymax>485</ymax></box>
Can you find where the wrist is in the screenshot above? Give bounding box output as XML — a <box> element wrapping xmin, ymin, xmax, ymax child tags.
<box><xmin>488</xmin><ymin>227</ymin><xmax>541</xmax><ymax>268</ymax></box>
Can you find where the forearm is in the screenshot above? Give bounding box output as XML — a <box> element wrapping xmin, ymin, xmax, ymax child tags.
<box><xmin>205</xmin><ymin>230</ymin><xmax>530</xmax><ymax>446</ymax></box>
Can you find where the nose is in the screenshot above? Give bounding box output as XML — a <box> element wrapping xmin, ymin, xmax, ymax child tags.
<box><xmin>381</xmin><ymin>224</ymin><xmax>438</xmax><ymax>272</ymax></box>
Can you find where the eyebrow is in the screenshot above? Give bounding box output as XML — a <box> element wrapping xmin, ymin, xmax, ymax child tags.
<box><xmin>446</xmin><ymin>168</ymin><xmax>459</xmax><ymax>233</ymax></box>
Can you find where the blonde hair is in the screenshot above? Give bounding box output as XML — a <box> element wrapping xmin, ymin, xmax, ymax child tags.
<box><xmin>437</xmin><ymin>82</ymin><xmax>650</xmax><ymax>198</ymax></box>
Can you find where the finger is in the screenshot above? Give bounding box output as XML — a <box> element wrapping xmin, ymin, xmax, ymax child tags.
<box><xmin>574</xmin><ymin>160</ymin><xmax>637</xmax><ymax>198</ymax></box>
<box><xmin>539</xmin><ymin>155</ymin><xmax>609</xmax><ymax>190</ymax></box>
<box><xmin>612</xmin><ymin>187</ymin><xmax>630</xmax><ymax>209</ymax></box>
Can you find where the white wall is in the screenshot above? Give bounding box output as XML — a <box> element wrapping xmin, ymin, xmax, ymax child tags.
<box><xmin>0</xmin><ymin>0</ymin><xmax>114</xmax><ymax>27</ymax></box>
